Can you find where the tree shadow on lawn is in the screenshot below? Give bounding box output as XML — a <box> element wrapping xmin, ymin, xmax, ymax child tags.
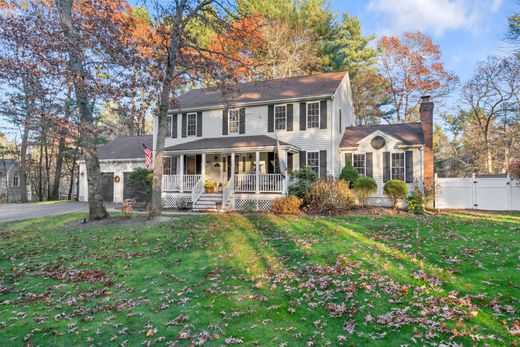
<box><xmin>240</xmin><ymin>213</ymin><xmax>516</xmax><ymax>346</ymax></box>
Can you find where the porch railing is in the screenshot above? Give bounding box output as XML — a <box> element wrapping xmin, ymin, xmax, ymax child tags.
<box><xmin>222</xmin><ymin>176</ymin><xmax>234</xmax><ymax>208</ymax></box>
<box><xmin>234</xmin><ymin>174</ymin><xmax>284</xmax><ymax>193</ymax></box>
<box><xmin>191</xmin><ymin>177</ymin><xmax>204</xmax><ymax>205</ymax></box>
<box><xmin>162</xmin><ymin>175</ymin><xmax>202</xmax><ymax>192</ymax></box>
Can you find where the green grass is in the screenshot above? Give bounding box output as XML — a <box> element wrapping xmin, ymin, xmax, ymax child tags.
<box><xmin>0</xmin><ymin>211</ymin><xmax>519</xmax><ymax>346</ymax></box>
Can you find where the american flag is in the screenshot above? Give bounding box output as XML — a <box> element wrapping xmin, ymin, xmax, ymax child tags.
<box><xmin>143</xmin><ymin>144</ymin><xmax>152</xmax><ymax>168</ymax></box>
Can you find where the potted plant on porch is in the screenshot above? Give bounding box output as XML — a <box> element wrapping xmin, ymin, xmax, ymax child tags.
<box><xmin>204</xmin><ymin>179</ymin><xmax>217</xmax><ymax>193</ymax></box>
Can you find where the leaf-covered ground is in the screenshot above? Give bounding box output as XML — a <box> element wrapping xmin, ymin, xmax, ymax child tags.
<box><xmin>0</xmin><ymin>211</ymin><xmax>519</xmax><ymax>346</ymax></box>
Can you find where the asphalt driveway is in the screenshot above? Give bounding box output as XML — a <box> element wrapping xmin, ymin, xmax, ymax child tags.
<box><xmin>0</xmin><ymin>202</ymin><xmax>90</xmax><ymax>223</ymax></box>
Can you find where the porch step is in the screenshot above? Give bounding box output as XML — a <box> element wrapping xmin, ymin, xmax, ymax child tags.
<box><xmin>192</xmin><ymin>193</ymin><xmax>223</xmax><ymax>212</ymax></box>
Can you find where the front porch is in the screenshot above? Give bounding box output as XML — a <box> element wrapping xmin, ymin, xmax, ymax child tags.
<box><xmin>161</xmin><ymin>141</ymin><xmax>297</xmax><ymax>210</ymax></box>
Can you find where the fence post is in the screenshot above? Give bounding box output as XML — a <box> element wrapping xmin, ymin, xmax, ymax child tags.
<box><xmin>472</xmin><ymin>173</ymin><xmax>477</xmax><ymax>209</ymax></box>
<box><xmin>506</xmin><ymin>173</ymin><xmax>513</xmax><ymax>210</ymax></box>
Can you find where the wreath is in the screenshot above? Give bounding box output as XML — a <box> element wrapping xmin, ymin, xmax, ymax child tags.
<box><xmin>114</xmin><ymin>175</ymin><xmax>121</xmax><ymax>183</ymax></box>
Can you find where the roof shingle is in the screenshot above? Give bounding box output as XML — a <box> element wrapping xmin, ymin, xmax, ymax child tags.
<box><xmin>97</xmin><ymin>136</ymin><xmax>153</xmax><ymax>160</ymax></box>
<box><xmin>340</xmin><ymin>123</ymin><xmax>424</xmax><ymax>147</ymax></box>
<box><xmin>175</xmin><ymin>71</ymin><xmax>347</xmax><ymax>110</ymax></box>
<box><xmin>165</xmin><ymin>135</ymin><xmax>292</xmax><ymax>152</ymax></box>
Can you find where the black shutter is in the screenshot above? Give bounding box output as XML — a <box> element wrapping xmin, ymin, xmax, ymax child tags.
<box><xmin>181</xmin><ymin>113</ymin><xmax>187</xmax><ymax>138</ymax></box>
<box><xmin>222</xmin><ymin>109</ymin><xmax>228</xmax><ymax>135</ymax></box>
<box><xmin>405</xmin><ymin>151</ymin><xmax>413</xmax><ymax>183</ymax></box>
<box><xmin>239</xmin><ymin>108</ymin><xmax>246</xmax><ymax>134</ymax></box>
<box><xmin>287</xmin><ymin>152</ymin><xmax>293</xmax><ymax>173</ymax></box>
<box><xmin>267</xmin><ymin>152</ymin><xmax>275</xmax><ymax>173</ymax></box>
<box><xmin>320</xmin><ymin>100</ymin><xmax>327</xmax><ymax>129</ymax></box>
<box><xmin>299</xmin><ymin>151</ymin><xmax>306</xmax><ymax>168</ymax></box>
<box><xmin>172</xmin><ymin>156</ymin><xmax>178</xmax><ymax>174</ymax></box>
<box><xmin>383</xmin><ymin>152</ymin><xmax>390</xmax><ymax>182</ymax></box>
<box><xmin>366</xmin><ymin>152</ymin><xmax>373</xmax><ymax>178</ymax></box>
<box><xmin>267</xmin><ymin>105</ymin><xmax>274</xmax><ymax>132</ymax></box>
<box><xmin>196</xmin><ymin>154</ymin><xmax>202</xmax><ymax>174</ymax></box>
<box><xmin>196</xmin><ymin>112</ymin><xmax>202</xmax><ymax>137</ymax></box>
<box><xmin>287</xmin><ymin>104</ymin><xmax>293</xmax><ymax>131</ymax></box>
<box><xmin>319</xmin><ymin>150</ymin><xmax>327</xmax><ymax>178</ymax></box>
<box><xmin>345</xmin><ymin>153</ymin><xmax>352</xmax><ymax>167</ymax></box>
<box><xmin>172</xmin><ymin>114</ymin><xmax>178</xmax><ymax>138</ymax></box>
<box><xmin>299</xmin><ymin>103</ymin><xmax>306</xmax><ymax>130</ymax></box>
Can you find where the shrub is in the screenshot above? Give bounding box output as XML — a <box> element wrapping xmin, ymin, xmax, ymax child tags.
<box><xmin>407</xmin><ymin>187</ymin><xmax>426</xmax><ymax>214</ymax></box>
<box><xmin>509</xmin><ymin>160</ymin><xmax>520</xmax><ymax>180</ymax></box>
<box><xmin>339</xmin><ymin>163</ymin><xmax>359</xmax><ymax>187</ymax></box>
<box><xmin>307</xmin><ymin>179</ymin><xmax>355</xmax><ymax>214</ymax></box>
<box><xmin>383</xmin><ymin>180</ymin><xmax>408</xmax><ymax>210</ymax></box>
<box><xmin>288</xmin><ymin>167</ymin><xmax>318</xmax><ymax>204</ymax></box>
<box><xmin>352</xmin><ymin>177</ymin><xmax>377</xmax><ymax>207</ymax></box>
<box><xmin>270</xmin><ymin>195</ymin><xmax>302</xmax><ymax>215</ymax></box>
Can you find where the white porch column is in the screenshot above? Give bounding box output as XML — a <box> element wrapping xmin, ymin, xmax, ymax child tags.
<box><xmin>179</xmin><ymin>154</ymin><xmax>184</xmax><ymax>193</ymax></box>
<box><xmin>283</xmin><ymin>150</ymin><xmax>289</xmax><ymax>195</ymax></box>
<box><xmin>201</xmin><ymin>153</ymin><xmax>206</xmax><ymax>183</ymax></box>
<box><xmin>255</xmin><ymin>151</ymin><xmax>260</xmax><ymax>194</ymax></box>
<box><xmin>230</xmin><ymin>153</ymin><xmax>235</xmax><ymax>188</ymax></box>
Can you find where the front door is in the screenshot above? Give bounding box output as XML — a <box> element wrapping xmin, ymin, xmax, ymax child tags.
<box><xmin>186</xmin><ymin>156</ymin><xmax>196</xmax><ymax>174</ymax></box>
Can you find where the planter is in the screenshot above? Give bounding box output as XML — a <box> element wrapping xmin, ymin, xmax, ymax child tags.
<box><xmin>205</xmin><ymin>187</ymin><xmax>213</xmax><ymax>193</ymax></box>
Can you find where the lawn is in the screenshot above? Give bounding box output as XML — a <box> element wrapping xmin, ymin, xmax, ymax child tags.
<box><xmin>0</xmin><ymin>211</ymin><xmax>519</xmax><ymax>346</ymax></box>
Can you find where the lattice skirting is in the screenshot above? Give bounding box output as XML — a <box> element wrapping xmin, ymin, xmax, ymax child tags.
<box><xmin>162</xmin><ymin>193</ymin><xmax>192</xmax><ymax>209</ymax></box>
<box><xmin>228</xmin><ymin>194</ymin><xmax>281</xmax><ymax>211</ymax></box>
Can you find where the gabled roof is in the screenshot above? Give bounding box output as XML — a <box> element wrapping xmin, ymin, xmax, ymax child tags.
<box><xmin>165</xmin><ymin>135</ymin><xmax>293</xmax><ymax>152</ymax></box>
<box><xmin>0</xmin><ymin>159</ymin><xmax>16</xmax><ymax>173</ymax></box>
<box><xmin>97</xmin><ymin>135</ymin><xmax>153</xmax><ymax>160</ymax></box>
<box><xmin>175</xmin><ymin>71</ymin><xmax>347</xmax><ymax>111</ymax></box>
<box><xmin>340</xmin><ymin>123</ymin><xmax>424</xmax><ymax>147</ymax></box>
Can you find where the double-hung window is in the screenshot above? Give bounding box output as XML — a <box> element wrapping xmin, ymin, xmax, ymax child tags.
<box><xmin>163</xmin><ymin>157</ymin><xmax>171</xmax><ymax>175</ymax></box>
<box><xmin>352</xmin><ymin>154</ymin><xmax>365</xmax><ymax>176</ymax></box>
<box><xmin>307</xmin><ymin>102</ymin><xmax>320</xmax><ymax>128</ymax></box>
<box><xmin>307</xmin><ymin>151</ymin><xmax>320</xmax><ymax>177</ymax></box>
<box><xmin>391</xmin><ymin>153</ymin><xmax>405</xmax><ymax>181</ymax></box>
<box><xmin>187</xmin><ymin>113</ymin><xmax>197</xmax><ymax>136</ymax></box>
<box><xmin>166</xmin><ymin>116</ymin><xmax>172</xmax><ymax>137</ymax></box>
<box><xmin>274</xmin><ymin>105</ymin><xmax>286</xmax><ymax>130</ymax></box>
<box><xmin>12</xmin><ymin>175</ymin><xmax>19</xmax><ymax>187</ymax></box>
<box><xmin>228</xmin><ymin>109</ymin><xmax>240</xmax><ymax>134</ymax></box>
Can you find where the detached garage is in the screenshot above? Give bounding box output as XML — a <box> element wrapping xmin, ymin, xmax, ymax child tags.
<box><xmin>78</xmin><ymin>136</ymin><xmax>152</xmax><ymax>203</ymax></box>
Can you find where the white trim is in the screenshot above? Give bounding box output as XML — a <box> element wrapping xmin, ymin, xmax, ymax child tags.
<box><xmin>274</xmin><ymin>104</ymin><xmax>287</xmax><ymax>131</ymax></box>
<box><xmin>228</xmin><ymin>108</ymin><xmax>240</xmax><ymax>134</ymax></box>
<box><xmin>165</xmin><ymin>145</ymin><xmax>300</xmax><ymax>155</ymax></box>
<box><xmin>186</xmin><ymin>112</ymin><xmax>197</xmax><ymax>137</ymax></box>
<box><xmin>306</xmin><ymin>150</ymin><xmax>320</xmax><ymax>177</ymax></box>
<box><xmin>306</xmin><ymin>101</ymin><xmax>320</xmax><ymax>129</ymax></box>
<box><xmin>168</xmin><ymin>94</ymin><xmax>334</xmax><ymax>114</ymax></box>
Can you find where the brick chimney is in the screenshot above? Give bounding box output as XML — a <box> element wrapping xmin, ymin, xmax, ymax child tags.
<box><xmin>420</xmin><ymin>96</ymin><xmax>434</xmax><ymax>193</ymax></box>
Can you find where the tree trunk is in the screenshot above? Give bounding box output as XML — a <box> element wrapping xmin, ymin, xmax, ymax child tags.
<box><xmin>51</xmin><ymin>135</ymin><xmax>66</xmax><ymax>200</ymax></box>
<box><xmin>38</xmin><ymin>137</ymin><xmax>43</xmax><ymax>201</ymax></box>
<box><xmin>56</xmin><ymin>0</ymin><xmax>107</xmax><ymax>219</ymax></box>
<box><xmin>149</xmin><ymin>8</ymin><xmax>183</xmax><ymax>217</ymax></box>
<box><xmin>19</xmin><ymin>73</ymin><xmax>34</xmax><ymax>203</ymax></box>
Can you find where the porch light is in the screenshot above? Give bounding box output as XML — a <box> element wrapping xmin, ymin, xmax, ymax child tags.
<box><xmin>248</xmin><ymin>154</ymin><xmax>253</xmax><ymax>159</ymax></box>
<box><xmin>214</xmin><ymin>155</ymin><xmax>218</xmax><ymax>160</ymax></box>
<box><xmin>214</xmin><ymin>163</ymin><xmax>221</xmax><ymax>168</ymax></box>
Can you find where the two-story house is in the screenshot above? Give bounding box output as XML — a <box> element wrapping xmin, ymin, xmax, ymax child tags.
<box><xmin>79</xmin><ymin>71</ymin><xmax>434</xmax><ymax>211</ymax></box>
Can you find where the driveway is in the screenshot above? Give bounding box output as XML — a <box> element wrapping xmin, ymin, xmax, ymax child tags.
<box><xmin>0</xmin><ymin>202</ymin><xmax>90</xmax><ymax>223</ymax></box>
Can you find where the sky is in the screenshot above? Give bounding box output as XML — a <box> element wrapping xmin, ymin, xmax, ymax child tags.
<box><xmin>332</xmin><ymin>0</ymin><xmax>515</xmax><ymax>108</ymax></box>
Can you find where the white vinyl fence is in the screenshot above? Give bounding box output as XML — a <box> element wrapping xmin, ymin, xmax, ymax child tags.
<box><xmin>435</xmin><ymin>174</ymin><xmax>520</xmax><ymax>210</ymax></box>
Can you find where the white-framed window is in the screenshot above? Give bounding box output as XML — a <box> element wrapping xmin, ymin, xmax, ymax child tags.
<box><xmin>166</xmin><ymin>115</ymin><xmax>172</xmax><ymax>137</ymax></box>
<box><xmin>274</xmin><ymin>104</ymin><xmax>287</xmax><ymax>130</ymax></box>
<box><xmin>391</xmin><ymin>152</ymin><xmax>405</xmax><ymax>181</ymax></box>
<box><xmin>307</xmin><ymin>101</ymin><xmax>320</xmax><ymax>128</ymax></box>
<box><xmin>307</xmin><ymin>151</ymin><xmax>320</xmax><ymax>177</ymax></box>
<box><xmin>12</xmin><ymin>175</ymin><xmax>19</xmax><ymax>187</ymax></box>
<box><xmin>352</xmin><ymin>153</ymin><xmax>365</xmax><ymax>176</ymax></box>
<box><xmin>228</xmin><ymin>109</ymin><xmax>240</xmax><ymax>134</ymax></box>
<box><xmin>187</xmin><ymin>113</ymin><xmax>197</xmax><ymax>136</ymax></box>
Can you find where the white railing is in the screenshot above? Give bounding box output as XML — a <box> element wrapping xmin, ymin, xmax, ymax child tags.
<box><xmin>191</xmin><ymin>177</ymin><xmax>204</xmax><ymax>205</ymax></box>
<box><xmin>259</xmin><ymin>174</ymin><xmax>284</xmax><ymax>193</ymax></box>
<box><xmin>162</xmin><ymin>175</ymin><xmax>202</xmax><ymax>192</ymax></box>
<box><xmin>234</xmin><ymin>174</ymin><xmax>256</xmax><ymax>192</ymax></box>
<box><xmin>234</xmin><ymin>174</ymin><xmax>284</xmax><ymax>193</ymax></box>
<box><xmin>222</xmin><ymin>176</ymin><xmax>234</xmax><ymax>209</ymax></box>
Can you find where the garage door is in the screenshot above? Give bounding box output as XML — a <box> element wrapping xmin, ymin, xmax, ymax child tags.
<box><xmin>123</xmin><ymin>172</ymin><xmax>151</xmax><ymax>202</ymax></box>
<box><xmin>102</xmin><ymin>173</ymin><xmax>114</xmax><ymax>202</ymax></box>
